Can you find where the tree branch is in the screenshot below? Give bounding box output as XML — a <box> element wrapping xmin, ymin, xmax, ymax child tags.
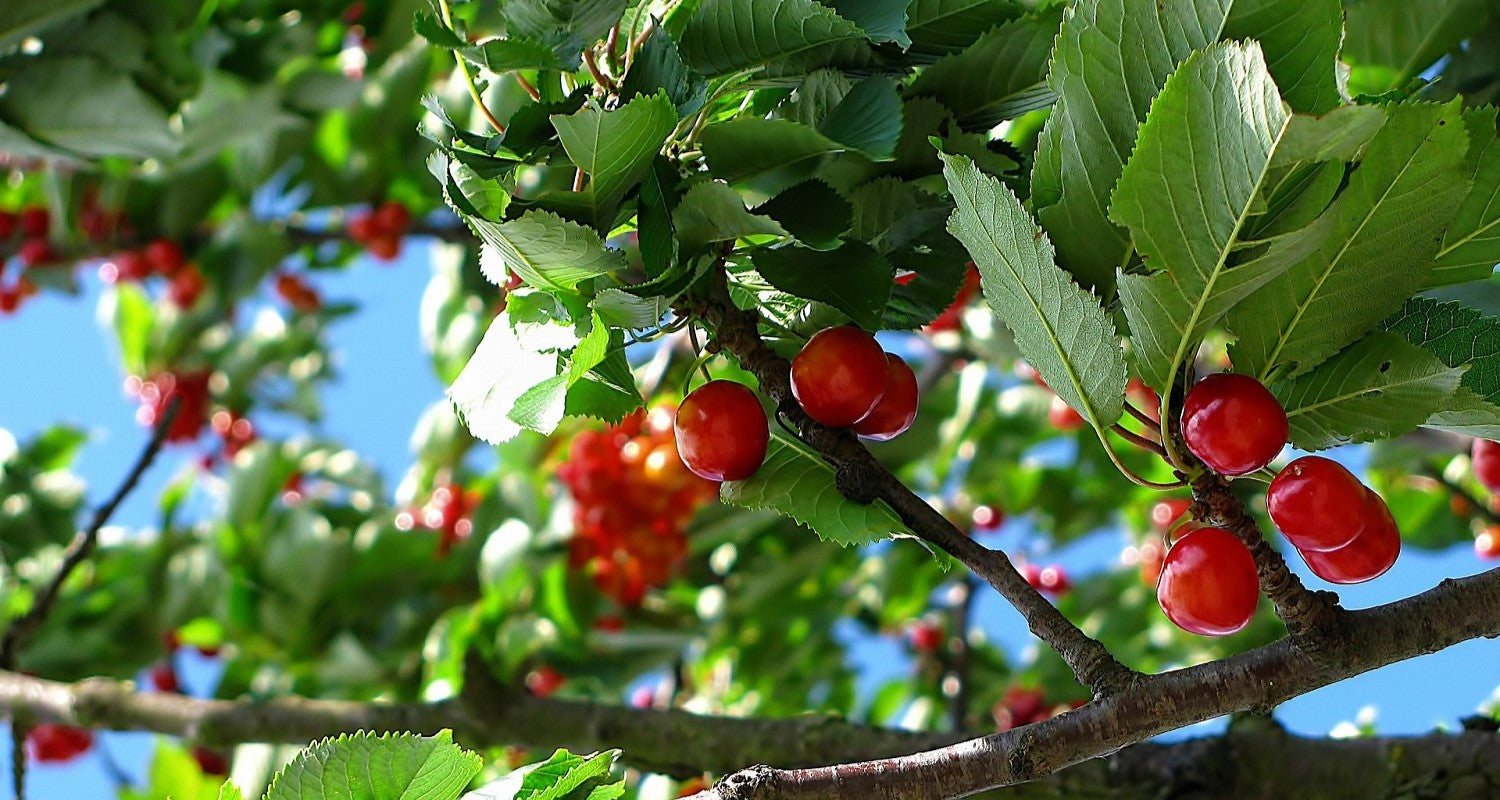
<box><xmin>686</xmin><ymin>267</ymin><xmax>1137</xmax><ymax>697</ymax></box>
<box><xmin>692</xmin><ymin>563</ymin><xmax>1500</xmax><ymax>800</ymax></box>
<box><xmin>1190</xmin><ymin>473</ymin><xmax>1344</xmax><ymax>649</ymax></box>
<box><xmin>0</xmin><ymin>400</ymin><xmax>177</xmax><ymax>669</ymax></box>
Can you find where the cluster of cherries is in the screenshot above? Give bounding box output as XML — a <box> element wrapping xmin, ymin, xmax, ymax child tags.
<box><xmin>675</xmin><ymin>325</ymin><xmax>919</xmax><ymax>483</ymax></box>
<box><xmin>394</xmin><ymin>482</ymin><xmax>479</xmax><ymax>556</ymax></box>
<box><xmin>1154</xmin><ymin>373</ymin><xmax>1401</xmax><ymax>636</ymax></box>
<box><xmin>0</xmin><ymin>205</ymin><xmax>54</xmax><ymax>313</ymax></box>
<box><xmin>101</xmin><ymin>238</ymin><xmax>207</xmax><ymax>309</ymax></box>
<box><xmin>560</xmin><ymin>406</ymin><xmax>719</xmax><ymax>606</ymax></box>
<box><xmin>346</xmin><ymin>201</ymin><xmax>412</xmax><ymax>261</ymax></box>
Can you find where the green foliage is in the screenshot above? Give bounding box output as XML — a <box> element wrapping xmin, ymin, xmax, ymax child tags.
<box><xmin>266</xmin><ymin>731</ymin><xmax>481</xmax><ymax>800</ymax></box>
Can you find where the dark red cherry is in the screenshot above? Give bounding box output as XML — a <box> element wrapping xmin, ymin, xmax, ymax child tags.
<box><xmin>1267</xmin><ymin>455</ymin><xmax>1368</xmax><ymax>552</ymax></box>
<box><xmin>790</xmin><ymin>326</ymin><xmax>889</xmax><ymax>427</ymax></box>
<box><xmin>1298</xmin><ymin>489</ymin><xmax>1400</xmax><ymax>584</ymax></box>
<box><xmin>1181</xmin><ymin>373</ymin><xmax>1288</xmax><ymax>476</ymax></box>
<box><xmin>854</xmin><ymin>353</ymin><xmax>918</xmax><ymax>440</ymax></box>
<box><xmin>1156</xmin><ymin>525</ymin><xmax>1259</xmax><ymax>636</ymax></box>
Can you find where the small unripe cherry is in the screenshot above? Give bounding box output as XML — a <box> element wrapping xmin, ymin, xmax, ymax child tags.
<box><xmin>1267</xmin><ymin>456</ymin><xmax>1368</xmax><ymax>552</ymax></box>
<box><xmin>1298</xmin><ymin>489</ymin><xmax>1400</xmax><ymax>584</ymax></box>
<box><xmin>1473</xmin><ymin>439</ymin><xmax>1500</xmax><ymax>493</ymax></box>
<box><xmin>790</xmin><ymin>326</ymin><xmax>889</xmax><ymax>427</ymax></box>
<box><xmin>854</xmin><ymin>353</ymin><xmax>919</xmax><ymax>440</ymax></box>
<box><xmin>1181</xmin><ymin>373</ymin><xmax>1288</xmax><ymax>476</ymax></box>
<box><xmin>674</xmin><ymin>380</ymin><xmax>768</xmax><ymax>482</ymax></box>
<box><xmin>1156</xmin><ymin>525</ymin><xmax>1259</xmax><ymax>636</ymax></box>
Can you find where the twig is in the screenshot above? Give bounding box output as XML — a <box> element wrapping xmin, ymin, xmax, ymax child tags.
<box><xmin>1110</xmin><ymin>425</ymin><xmax>1166</xmax><ymax>457</ymax></box>
<box><xmin>0</xmin><ymin>399</ymin><xmax>179</xmax><ymax>669</ymax></box>
<box><xmin>436</xmin><ymin>0</ymin><xmax>506</xmax><ymax>134</ymax></box>
<box><xmin>685</xmin><ymin>264</ymin><xmax>1138</xmax><ymax>697</ymax></box>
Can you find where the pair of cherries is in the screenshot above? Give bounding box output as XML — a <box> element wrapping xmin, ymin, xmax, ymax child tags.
<box><xmin>674</xmin><ymin>326</ymin><xmax>919</xmax><ymax>483</ymax></box>
<box><xmin>1157</xmin><ymin>373</ymin><xmax>1401</xmax><ymax>637</ymax></box>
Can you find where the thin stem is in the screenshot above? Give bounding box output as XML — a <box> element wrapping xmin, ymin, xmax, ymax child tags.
<box><xmin>1110</xmin><ymin>424</ymin><xmax>1166</xmax><ymax>457</ymax></box>
<box><xmin>1097</xmin><ymin>433</ymin><xmax>1185</xmax><ymax>490</ymax></box>
<box><xmin>583</xmin><ymin>48</ymin><xmax>616</xmax><ymax>93</ymax></box>
<box><xmin>606</xmin><ymin>24</ymin><xmax>621</xmax><ymax>70</ymax></box>
<box><xmin>0</xmin><ymin>399</ymin><xmax>179</xmax><ymax>669</ymax></box>
<box><xmin>436</xmin><ymin>0</ymin><xmax>506</xmax><ymax>134</ymax></box>
<box><xmin>572</xmin><ymin>168</ymin><xmax>586</xmax><ymax>192</ymax></box>
<box><xmin>1122</xmin><ymin>399</ymin><xmax>1160</xmax><ymax>432</ymax></box>
<box><xmin>514</xmin><ymin>72</ymin><xmax>541</xmax><ymax>102</ymax></box>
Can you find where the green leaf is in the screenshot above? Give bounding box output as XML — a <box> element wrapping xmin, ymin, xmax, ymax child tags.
<box><xmin>265</xmin><ymin>730</ymin><xmax>481</xmax><ymax>800</ymax></box>
<box><xmin>1032</xmin><ymin>0</ymin><xmax>1230</xmax><ymax>291</ymax></box>
<box><xmin>551</xmin><ymin>93</ymin><xmax>678</xmax><ymax>225</ymax></box>
<box><xmin>566</xmin><ymin>351</ymin><xmax>644</xmax><ymax>423</ymax></box>
<box><xmin>883</xmin><ymin>229</ymin><xmax>970</xmax><ymax>330</ymax></box>
<box><xmin>751</xmin><ymin>241</ymin><xmax>893</xmax><ymax>329</ymax></box>
<box><xmin>0</xmin><ymin>56</ymin><xmax>175</xmax><ymax>160</ymax></box>
<box><xmin>941</xmin><ymin>152</ymin><xmax>1126</xmax><ymax>428</ymax></box>
<box><xmin>1274</xmin><ymin>332</ymin><xmax>1464</xmax><ymax>450</ymax></box>
<box><xmin>904</xmin><ymin>11</ymin><xmax>1059</xmax><ymax>129</ymax></box>
<box><xmin>1220</xmin><ymin>0</ymin><xmax>1343</xmax><ymax>114</ymax></box>
<box><xmin>448</xmin><ymin>303</ymin><xmax>578</xmax><ymax>443</ymax></box>
<box><xmin>219</xmin><ymin>784</ymin><xmax>247</xmax><ymax>800</ymax></box>
<box><xmin>462</xmin><ymin>36</ymin><xmax>581</xmax><ymax>72</ymax></box>
<box><xmin>817</xmin><ymin>76</ymin><xmax>904</xmax><ymax>161</ymax></box>
<box><xmin>1432</xmin><ymin>107</ymin><xmax>1500</xmax><ymax>286</ymax></box>
<box><xmin>472</xmin><ymin>211</ymin><xmax>627</xmax><ymax>293</ymax></box>
<box><xmin>505</xmin><ymin>0</ymin><xmax>627</xmax><ymax>52</ymax></box>
<box><xmin>1271</xmin><ymin>105</ymin><xmax>1388</xmax><ymax>166</ymax></box>
<box><xmin>0</xmin><ymin>0</ymin><xmax>104</xmax><ymax>48</ymax></box>
<box><xmin>1228</xmin><ymin>101</ymin><xmax>1471</xmax><ymax>379</ymax></box>
<box><xmin>721</xmin><ymin>430</ymin><xmax>912</xmax><ymax>546</ymax></box>
<box><xmin>592</xmin><ymin>288</ymin><xmax>673</xmax><ymax>328</ymax></box>
<box><xmin>636</xmin><ymin>156</ymin><xmax>681</xmax><ymax>277</ymax></box>
<box><xmin>1342</xmin><ymin>0</ymin><xmax>1489</xmax><ymax>94</ymax></box>
<box><xmin>1110</xmin><ymin>42</ymin><xmax>1315</xmax><ymax>394</ymax></box>
<box><xmin>673</xmin><ymin>180</ymin><xmax>789</xmax><ymax>253</ymax></box>
<box><xmin>700</xmin><ymin>118</ymin><xmax>845</xmax><ymax>191</ymax></box>
<box><xmin>1381</xmin><ymin>297</ymin><xmax>1500</xmax><ymax>405</ymax></box>
<box><xmin>678</xmin><ymin>0</ymin><xmax>866</xmax><ymax>76</ymax></box>
<box><xmin>618</xmin><ymin>28</ymin><xmax>706</xmax><ymax>115</ymax></box>
<box><xmin>904</xmin><ymin>0</ymin><xmax>1022</xmax><ymax>59</ymax></box>
<box><xmin>1421</xmin><ymin>387</ymin><xmax>1500</xmax><ymax>440</ymax></box>
<box><xmin>827</xmin><ymin>0</ymin><xmax>910</xmax><ymax>47</ymax></box>
<box><xmin>413</xmin><ymin>10</ymin><xmax>468</xmax><ymax>48</ymax></box>
<box><xmin>754</xmin><ymin>180</ymin><xmax>852</xmax><ymax>249</ymax></box>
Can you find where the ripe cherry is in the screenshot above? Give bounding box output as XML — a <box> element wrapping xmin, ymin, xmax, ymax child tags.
<box><xmin>1298</xmin><ymin>489</ymin><xmax>1400</xmax><ymax>584</ymax></box>
<box><xmin>18</xmin><ymin>238</ymin><xmax>57</xmax><ymax>267</ymax></box>
<box><xmin>1047</xmin><ymin>394</ymin><xmax>1086</xmax><ymax>431</ymax></box>
<box><xmin>1036</xmin><ymin>565</ymin><xmax>1070</xmax><ymax>595</ymax></box>
<box><xmin>1150</xmin><ymin>498</ymin><xmax>1192</xmax><ymax>532</ymax></box>
<box><xmin>791</xmin><ymin>326</ymin><xmax>889</xmax><ymax>427</ymax></box>
<box><xmin>374</xmin><ymin>201</ymin><xmax>411</xmax><ymax>233</ymax></box>
<box><xmin>525</xmin><ymin>666</ymin><xmax>566</xmax><ymax>697</ymax></box>
<box><xmin>854</xmin><ymin>353</ymin><xmax>919</xmax><ymax>440</ymax></box>
<box><xmin>1476</xmin><ymin>526</ymin><xmax>1500</xmax><ymax>559</ymax></box>
<box><xmin>0</xmin><ymin>210</ymin><xmax>15</xmax><ymax>238</ymax></box>
<box><xmin>144</xmin><ymin>238</ymin><xmax>185</xmax><ymax>275</ymax></box>
<box><xmin>1156</xmin><ymin>525</ymin><xmax>1259</xmax><ymax>636</ymax></box>
<box><xmin>26</xmin><ymin>724</ymin><xmax>93</xmax><ymax>764</ymax></box>
<box><xmin>168</xmin><ymin>266</ymin><xmax>206</xmax><ymax>308</ymax></box>
<box><xmin>366</xmin><ymin>234</ymin><xmax>400</xmax><ymax>261</ymax></box>
<box><xmin>148</xmin><ymin>662</ymin><xmax>180</xmax><ymax>693</ymax></box>
<box><xmin>1181</xmin><ymin>373</ymin><xmax>1287</xmax><ymax>476</ymax></box>
<box><xmin>192</xmin><ymin>746</ymin><xmax>230</xmax><ymax>776</ymax></box>
<box><xmin>1267</xmin><ymin>456</ymin><xmax>1368</xmax><ymax>552</ymax></box>
<box><xmin>675</xmin><ymin>380</ymin><xmax>768</xmax><ymax>481</ymax></box>
<box><xmin>926</xmin><ymin>262</ymin><xmax>980</xmax><ymax>334</ymax></box>
<box><xmin>907</xmin><ymin>621</ymin><xmax>944</xmax><ymax>653</ymax></box>
<box><xmin>18</xmin><ymin>206</ymin><xmax>49</xmax><ymax>238</ymax></box>
<box><xmin>971</xmin><ymin>504</ymin><xmax>1004</xmax><ymax>532</ymax></box>
<box><xmin>1473</xmin><ymin>439</ymin><xmax>1500</xmax><ymax>493</ymax></box>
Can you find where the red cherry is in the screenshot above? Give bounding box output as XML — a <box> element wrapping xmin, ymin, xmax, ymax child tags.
<box><xmin>110</xmin><ymin>251</ymin><xmax>152</xmax><ymax>283</ymax></box>
<box><xmin>275</xmin><ymin>272</ymin><xmax>323</xmax><ymax>313</ymax></box>
<box><xmin>1298</xmin><ymin>489</ymin><xmax>1399</xmax><ymax>584</ymax></box>
<box><xmin>1047</xmin><ymin>394</ymin><xmax>1086</xmax><ymax>431</ymax></box>
<box><xmin>1150</xmin><ymin>498</ymin><xmax>1192</xmax><ymax>532</ymax></box>
<box><xmin>791</xmin><ymin>327</ymin><xmax>889</xmax><ymax>427</ymax></box>
<box><xmin>192</xmin><ymin>746</ymin><xmax>230</xmax><ymax>776</ymax></box>
<box><xmin>374</xmin><ymin>201</ymin><xmax>411</xmax><ymax>234</ymax></box>
<box><xmin>0</xmin><ymin>210</ymin><xmax>15</xmax><ymax>238</ymax></box>
<box><xmin>1156</xmin><ymin>525</ymin><xmax>1259</xmax><ymax>636</ymax></box>
<box><xmin>526</xmin><ymin>666</ymin><xmax>566</xmax><ymax>697</ymax></box>
<box><xmin>853</xmin><ymin>353</ymin><xmax>919</xmax><ymax>440</ymax></box>
<box><xmin>1473</xmin><ymin>440</ymin><xmax>1500</xmax><ymax>493</ymax></box>
<box><xmin>26</xmin><ymin>724</ymin><xmax>93</xmax><ymax>764</ymax></box>
<box><xmin>1181</xmin><ymin>373</ymin><xmax>1288</xmax><ymax>476</ymax></box>
<box><xmin>1476</xmin><ymin>526</ymin><xmax>1500</xmax><ymax>559</ymax></box>
<box><xmin>1127</xmin><ymin>378</ymin><xmax>1160</xmax><ymax>422</ymax></box>
<box><xmin>347</xmin><ymin>211</ymin><xmax>378</xmax><ymax>241</ymax></box>
<box><xmin>1267</xmin><ymin>455</ymin><xmax>1368</xmax><ymax>552</ymax></box>
<box><xmin>148</xmin><ymin>662</ymin><xmax>180</xmax><ymax>693</ymax></box>
<box><xmin>163</xmin><ymin>630</ymin><xmax>182</xmax><ymax>651</ymax></box>
<box><xmin>1019</xmin><ymin>562</ymin><xmax>1045</xmax><ymax>591</ymax></box>
<box><xmin>0</xmin><ymin>288</ymin><xmax>19</xmax><ymax>315</ymax></box>
<box><xmin>907</xmin><ymin>622</ymin><xmax>944</xmax><ymax>653</ymax></box>
<box><xmin>18</xmin><ymin>238</ymin><xmax>57</xmax><ymax>267</ymax></box>
<box><xmin>195</xmin><ymin>644</ymin><xmax>222</xmax><ymax>658</ymax></box>
<box><xmin>674</xmin><ymin>380</ymin><xmax>768</xmax><ymax>482</ymax></box>
<box><xmin>994</xmin><ymin>686</ymin><xmax>1047</xmax><ymax>731</ymax></box>
<box><xmin>366</xmin><ymin>234</ymin><xmax>401</xmax><ymax>261</ymax></box>
<box><xmin>1037</xmin><ymin>565</ymin><xmax>1070</xmax><ymax>595</ymax></box>
<box><xmin>144</xmin><ymin>238</ymin><xmax>185</xmax><ymax>275</ymax></box>
<box><xmin>925</xmin><ymin>263</ymin><xmax>980</xmax><ymax>334</ymax></box>
<box><xmin>168</xmin><ymin>265</ymin><xmax>206</xmax><ymax>307</ymax></box>
<box><xmin>971</xmin><ymin>504</ymin><xmax>1004</xmax><ymax>532</ymax></box>
<box><xmin>1138</xmin><ymin>539</ymin><xmax>1165</xmax><ymax>585</ymax></box>
<box><xmin>18</xmin><ymin>206</ymin><xmax>49</xmax><ymax>238</ymax></box>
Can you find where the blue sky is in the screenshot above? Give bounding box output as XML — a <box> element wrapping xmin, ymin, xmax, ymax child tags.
<box><xmin>2</xmin><ymin>239</ymin><xmax>1497</xmax><ymax>797</ymax></box>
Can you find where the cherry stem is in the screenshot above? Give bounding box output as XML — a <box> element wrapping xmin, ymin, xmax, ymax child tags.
<box><xmin>605</xmin><ymin>24</ymin><xmax>621</xmax><ymax>70</ymax></box>
<box><xmin>1110</xmin><ymin>424</ymin><xmax>1166</xmax><ymax>457</ymax></box>
<box><xmin>583</xmin><ymin>48</ymin><xmax>616</xmax><ymax>94</ymax></box>
<box><xmin>572</xmin><ymin>168</ymin><xmax>586</xmax><ymax>192</ymax></box>
<box><xmin>1122</xmin><ymin>398</ymin><xmax>1160</xmax><ymax>432</ymax></box>
<box><xmin>514</xmin><ymin>72</ymin><xmax>541</xmax><ymax>102</ymax></box>
<box><xmin>436</xmin><ymin>0</ymin><xmax>507</xmax><ymax>134</ymax></box>
<box><xmin>1097</xmin><ymin>434</ymin><xmax>1185</xmax><ymax>490</ymax></box>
